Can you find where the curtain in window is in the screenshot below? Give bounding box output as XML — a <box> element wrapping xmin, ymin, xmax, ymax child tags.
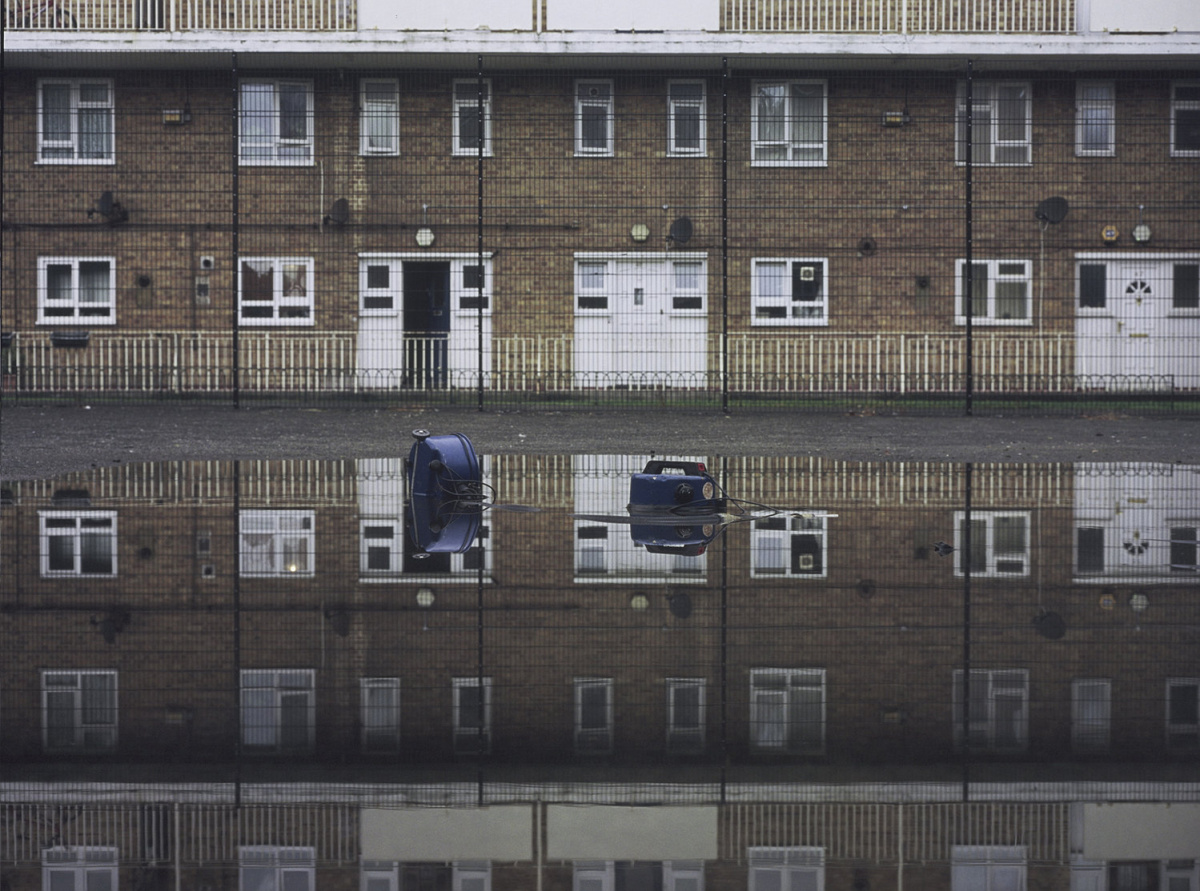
<box><xmin>78</xmin><ymin>83</ymin><xmax>112</xmax><ymax>159</ymax></box>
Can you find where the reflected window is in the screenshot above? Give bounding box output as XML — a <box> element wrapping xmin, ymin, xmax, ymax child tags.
<box><xmin>951</xmin><ymin>847</ymin><xmax>1027</xmax><ymax>891</ymax></box>
<box><xmin>952</xmin><ymin>669</ymin><xmax>1029</xmax><ymax>752</ymax></box>
<box><xmin>39</xmin><ymin>510</ymin><xmax>117</xmax><ymax>577</ymax></box>
<box><xmin>1170</xmin><ymin>526</ymin><xmax>1199</xmax><ymax>572</ymax></box>
<box><xmin>43</xmin><ymin>847</ymin><xmax>118</xmax><ymax>891</ymax></box>
<box><xmin>666</xmin><ymin>678</ymin><xmax>706</xmax><ymax>754</ymax></box>
<box><xmin>361</xmin><ymin>677</ymin><xmax>400</xmax><ymax>752</ymax></box>
<box><xmin>954</xmin><ymin>511</ymin><xmax>1030</xmax><ymax>577</ymax></box>
<box><xmin>239</xmin><ymin>510</ymin><xmax>314</xmax><ymax>577</ymax></box>
<box><xmin>362</xmin><ymin>862</ymin><xmax>399</xmax><ymax>891</ymax></box>
<box><xmin>748</xmin><ymin>848</ymin><xmax>824</xmax><ymax>891</ymax></box>
<box><xmin>749</xmin><ymin>669</ymin><xmax>825</xmax><ymax>754</ymax></box>
<box><xmin>42</xmin><ymin>670</ymin><xmax>117</xmax><ymax>752</ymax></box>
<box><xmin>574</xmin><ymin>677</ymin><xmax>614</xmax><ymax>753</ymax></box>
<box><xmin>240</xmin><ymin>670</ymin><xmax>315</xmax><ymax>753</ymax></box>
<box><xmin>956</xmin><ymin>81</ymin><xmax>1032</xmax><ymax>165</ymax></box>
<box><xmin>1166</xmin><ymin>678</ymin><xmax>1200</xmax><ymax>750</ymax></box>
<box><xmin>453</xmin><ymin>677</ymin><xmax>492</xmax><ymax>754</ymax></box>
<box><xmin>573</xmin><ymin>862</ymin><xmax>697</xmax><ymax>891</ymax></box>
<box><xmin>750</xmin><ymin>514</ymin><xmax>826</xmax><ymax>578</ymax></box>
<box><xmin>1071</xmin><ymin>678</ymin><xmax>1112</xmax><ymax>753</ymax></box>
<box><xmin>239</xmin><ymin>847</ymin><xmax>315</xmax><ymax>891</ymax></box>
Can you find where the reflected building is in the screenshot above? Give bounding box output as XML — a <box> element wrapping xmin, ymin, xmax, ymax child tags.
<box><xmin>1</xmin><ymin>456</ymin><xmax>1198</xmax><ymax>886</ymax></box>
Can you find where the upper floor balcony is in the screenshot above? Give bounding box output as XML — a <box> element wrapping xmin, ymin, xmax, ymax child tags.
<box><xmin>6</xmin><ymin>0</ymin><xmax>1135</xmax><ymax>36</ymax></box>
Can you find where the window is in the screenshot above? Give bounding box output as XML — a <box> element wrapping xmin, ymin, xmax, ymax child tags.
<box><xmin>751</xmin><ymin>514</ymin><xmax>826</xmax><ymax>577</ymax></box>
<box><xmin>1076</xmin><ymin>526</ymin><xmax>1105</xmax><ymax>574</ymax></box>
<box><xmin>1079</xmin><ymin>263</ymin><xmax>1107</xmax><ymax>310</ymax></box>
<box><xmin>574</xmin><ymin>862</ymin><xmax>698</xmax><ymax>891</ymax></box>
<box><xmin>239</xmin><ymin>79</ymin><xmax>313</xmax><ymax>165</ymax></box>
<box><xmin>1170</xmin><ymin>526</ymin><xmax>1198</xmax><ymax>572</ymax></box>
<box><xmin>453</xmin><ymin>677</ymin><xmax>492</xmax><ymax>754</ymax></box>
<box><xmin>43</xmin><ymin>847</ymin><xmax>119</xmax><ymax>891</ymax></box>
<box><xmin>39</xmin><ymin>511</ymin><xmax>117</xmax><ymax>577</ymax></box>
<box><xmin>751</xmin><ymin>258</ymin><xmax>828</xmax><ymax>325</ymax></box>
<box><xmin>238</xmin><ymin>258</ymin><xmax>315</xmax><ymax>325</ymax></box>
<box><xmin>453</xmin><ymin>862</ymin><xmax>492</xmax><ymax>891</ymax></box>
<box><xmin>1166</xmin><ymin>678</ymin><xmax>1199</xmax><ymax>749</ymax></box>
<box><xmin>1171</xmin><ymin>82</ymin><xmax>1200</xmax><ymax>157</ymax></box>
<box><xmin>240</xmin><ymin>670</ymin><xmax>315</xmax><ymax>752</ymax></box>
<box><xmin>956</xmin><ymin>260</ymin><xmax>1031</xmax><ymax>324</ymax></box>
<box><xmin>668</xmin><ymin>80</ymin><xmax>706</xmax><ymax>155</ymax></box>
<box><xmin>42</xmin><ymin>671</ymin><xmax>117</xmax><ymax>751</ymax></box>
<box><xmin>749</xmin><ymin>669</ymin><xmax>825</xmax><ymax>754</ymax></box>
<box><xmin>361</xmin><ymin>677</ymin><xmax>400</xmax><ymax>752</ymax></box>
<box><xmin>951</xmin><ymin>847</ymin><xmax>1027</xmax><ymax>891</ymax></box>
<box><xmin>37</xmin><ymin>79</ymin><xmax>113</xmax><ymax>163</ymax></box>
<box><xmin>665</xmin><ymin>863</ymin><xmax>705</xmax><ymax>891</ymax></box>
<box><xmin>576</xmin><ymin>261</ymin><xmax>609</xmax><ymax>311</ymax></box>
<box><xmin>1072</xmin><ymin>678</ymin><xmax>1112</xmax><ymax>753</ymax></box>
<box><xmin>952</xmin><ymin>669</ymin><xmax>1029</xmax><ymax>752</ymax></box>
<box><xmin>453</xmin><ymin>79</ymin><xmax>492</xmax><ymax>156</ymax></box>
<box><xmin>954</xmin><ymin>511</ymin><xmax>1030</xmax><ymax>577</ymax></box>
<box><xmin>575</xmin><ymin>677</ymin><xmax>614</xmax><ymax>753</ymax></box>
<box><xmin>239</xmin><ymin>510</ymin><xmax>314</xmax><ymax>576</ymax></box>
<box><xmin>1104</xmin><ymin>862</ymin><xmax>1200</xmax><ymax>891</ymax></box>
<box><xmin>751</xmin><ymin>80</ymin><xmax>827</xmax><ymax>166</ymax></box>
<box><xmin>672</xmin><ymin>261</ymin><xmax>705</xmax><ymax>310</ymax></box>
<box><xmin>239</xmin><ymin>847</ymin><xmax>315</xmax><ymax>891</ymax></box>
<box><xmin>666</xmin><ymin>678</ymin><xmax>706</xmax><ymax>753</ymax></box>
<box><xmin>574</xmin><ymin>862</ymin><xmax>615</xmax><ymax>891</ymax></box>
<box><xmin>575</xmin><ymin>80</ymin><xmax>614</xmax><ymax>156</ymax></box>
<box><xmin>956</xmin><ymin>81</ymin><xmax>1032</xmax><ymax>165</ymax></box>
<box><xmin>360</xmin><ymin>79</ymin><xmax>399</xmax><ymax>155</ymax></box>
<box><xmin>362</xmin><ymin>862</ymin><xmax>399</xmax><ymax>891</ymax></box>
<box><xmin>1174</xmin><ymin>264</ymin><xmax>1200</xmax><ymax>310</ymax></box>
<box><xmin>37</xmin><ymin>257</ymin><xmax>116</xmax><ymax>325</ymax></box>
<box><xmin>1076</xmin><ymin>81</ymin><xmax>1115</xmax><ymax>157</ymax></box>
<box><xmin>748</xmin><ymin>847</ymin><xmax>825</xmax><ymax>891</ymax></box>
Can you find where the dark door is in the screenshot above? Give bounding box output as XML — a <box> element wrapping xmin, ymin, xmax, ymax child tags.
<box><xmin>403</xmin><ymin>262</ymin><xmax>450</xmax><ymax>387</ymax></box>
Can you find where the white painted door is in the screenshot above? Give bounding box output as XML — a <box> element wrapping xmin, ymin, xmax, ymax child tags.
<box><xmin>574</xmin><ymin>254</ymin><xmax>707</xmax><ymax>387</ymax></box>
<box><xmin>357</xmin><ymin>259</ymin><xmax>403</xmax><ymax>389</ymax></box>
<box><xmin>1111</xmin><ymin>261</ymin><xmax>1160</xmax><ymax>381</ymax></box>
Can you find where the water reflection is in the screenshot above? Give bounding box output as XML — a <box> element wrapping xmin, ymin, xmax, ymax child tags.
<box><xmin>2</xmin><ymin>455</ymin><xmax>1199</xmax><ymax>871</ymax></box>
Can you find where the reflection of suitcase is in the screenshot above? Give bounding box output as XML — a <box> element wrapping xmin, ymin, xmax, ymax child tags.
<box><xmin>628</xmin><ymin>460</ymin><xmax>726</xmax><ymax>556</ymax></box>
<box><xmin>406</xmin><ymin>430</ymin><xmax>482</xmax><ymax>555</ymax></box>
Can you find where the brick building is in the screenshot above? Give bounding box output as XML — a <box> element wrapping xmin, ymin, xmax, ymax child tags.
<box><xmin>2</xmin><ymin>0</ymin><xmax>1200</xmax><ymax>400</ymax></box>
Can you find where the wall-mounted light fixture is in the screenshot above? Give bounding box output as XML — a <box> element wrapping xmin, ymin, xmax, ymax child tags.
<box><xmin>416</xmin><ymin>587</ymin><xmax>436</xmax><ymax>608</ymax></box>
<box><xmin>630</xmin><ymin>223</ymin><xmax>649</xmax><ymax>243</ymax></box>
<box><xmin>415</xmin><ymin>203</ymin><xmax>435</xmax><ymax>247</ymax></box>
<box><xmin>881</xmin><ymin>110</ymin><xmax>910</xmax><ymax>127</ymax></box>
<box><xmin>1132</xmin><ymin>205</ymin><xmax>1151</xmax><ymax>243</ymax></box>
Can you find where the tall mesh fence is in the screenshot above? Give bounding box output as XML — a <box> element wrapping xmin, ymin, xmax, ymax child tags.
<box><xmin>3</xmin><ymin>59</ymin><xmax>1199</xmax><ymax>411</ymax></box>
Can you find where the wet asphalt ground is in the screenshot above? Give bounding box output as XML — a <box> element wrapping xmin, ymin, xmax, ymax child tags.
<box><xmin>1</xmin><ymin>404</ymin><xmax>1197</xmax><ymax>480</ymax></box>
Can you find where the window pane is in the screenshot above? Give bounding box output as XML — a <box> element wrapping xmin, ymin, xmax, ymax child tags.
<box><xmin>82</xmin><ymin>674</ymin><xmax>116</xmax><ymax>724</ymax></box>
<box><xmin>757</xmin><ymin>262</ymin><xmax>787</xmax><ymax>299</ymax></box>
<box><xmin>42</xmin><ymin>84</ymin><xmax>71</xmax><ymax>142</ymax></box>
<box><xmin>674</xmin><ymin>106</ymin><xmax>700</xmax><ymax>149</ymax></box>
<box><xmin>242</xmin><ymin>261</ymin><xmax>274</xmax><ymax>301</ymax></box>
<box><xmin>995</xmin><ymin>85</ymin><xmax>1027</xmax><ymax>141</ymax></box>
<box><xmin>241</xmin><ymin>82</ymin><xmax>275</xmax><ymax>140</ymax></box>
<box><xmin>1174</xmin><ymin>264</ymin><xmax>1200</xmax><ymax>309</ymax></box>
<box><xmin>46</xmin><ymin>689</ymin><xmax>77</xmax><ymax>747</ymax></box>
<box><xmin>995</xmin><ymin>516</ymin><xmax>1027</xmax><ymax>553</ymax></box>
<box><xmin>79</xmin><ymin>532</ymin><xmax>113</xmax><ymax>573</ymax></box>
<box><xmin>1077</xmin><ymin>527</ymin><xmax>1104</xmax><ymax>572</ymax></box>
<box><xmin>791</xmin><ymin>83</ymin><xmax>822</xmax><ymax>145</ymax></box>
<box><xmin>243</xmin><ymin>867</ymin><xmax>278</xmax><ymax>891</ymax></box>
<box><xmin>282</xmin><ymin>870</ymin><xmax>311</xmax><ymax>891</ymax></box>
<box><xmin>1080</xmin><ymin>265</ymin><xmax>1106</xmax><ymax>308</ymax></box>
<box><xmin>755</xmin><ymin>85</ymin><xmax>785</xmax><ymax>143</ymax></box>
<box><xmin>580</xmin><ymin>685</ymin><xmax>608</xmax><ymax>729</ymax></box>
<box><xmin>279</xmin><ymin>84</ymin><xmax>308</xmax><ymax>140</ymax></box>
<box><xmin>1177</xmin><ymin>109</ymin><xmax>1200</xmax><ymax>152</ymax></box>
<box><xmin>673</xmin><ymin>685</ymin><xmax>701</xmax><ymax>729</ymax></box>
<box><xmin>1169</xmin><ymin>684</ymin><xmax>1199</xmax><ymax>725</ymax></box>
<box><xmin>1170</xmin><ymin>527</ymin><xmax>1197</xmax><ymax>571</ymax></box>
<box><xmin>581</xmin><ymin>106</ymin><xmax>608</xmax><ymax>149</ymax></box>
<box><xmin>458</xmin><ymin>685</ymin><xmax>483</xmax><ymax>728</ymax></box>
<box><xmin>751</xmin><ymin>869</ymin><xmax>782</xmax><ymax>891</ymax></box>
<box><xmin>85</xmin><ymin>870</ymin><xmax>112</xmax><ymax>891</ymax></box>
<box><xmin>49</xmin><ymin>534</ymin><xmax>76</xmax><ymax>571</ymax></box>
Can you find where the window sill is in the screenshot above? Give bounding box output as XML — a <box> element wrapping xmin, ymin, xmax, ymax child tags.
<box><xmin>954</xmin><ymin>318</ymin><xmax>1033</xmax><ymax>327</ymax></box>
<box><xmin>35</xmin><ymin>157</ymin><xmax>115</xmax><ymax>165</ymax></box>
<box><xmin>751</xmin><ymin>319</ymin><xmax>829</xmax><ymax>327</ymax></box>
<box><xmin>750</xmin><ymin>159</ymin><xmax>828</xmax><ymax>168</ymax></box>
<box><xmin>38</xmin><ymin>318</ymin><xmax>115</xmax><ymax>326</ymax></box>
<box><xmin>237</xmin><ymin>319</ymin><xmax>316</xmax><ymax>327</ymax></box>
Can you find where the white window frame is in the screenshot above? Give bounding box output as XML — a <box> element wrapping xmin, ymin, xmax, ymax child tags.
<box><xmin>574</xmin><ymin>676</ymin><xmax>614</xmax><ymax>753</ymax></box>
<box><xmin>239</xmin><ymin>669</ymin><xmax>315</xmax><ymax>752</ymax></box>
<box><xmin>361</xmin><ymin>861</ymin><xmax>399</xmax><ymax>891</ymax></box>
<box><xmin>453</xmin><ymin>861</ymin><xmax>492</xmax><ymax>891</ymax></box>
<box><xmin>952</xmin><ymin>669</ymin><xmax>1030</xmax><ymax>752</ymax></box>
<box><xmin>361</xmin><ymin>677</ymin><xmax>400</xmax><ymax>752</ymax></box>
<box><xmin>37</xmin><ymin>256</ymin><xmax>116</xmax><ymax>325</ymax></box>
<box><xmin>956</xmin><ymin>81</ymin><xmax>1032</xmax><ymax>166</ymax></box>
<box><xmin>1166</xmin><ymin>677</ymin><xmax>1200</xmax><ymax>750</ymax></box>
<box><xmin>574</xmin><ymin>862</ymin><xmax>616</xmax><ymax>891</ymax></box>
<box><xmin>666</xmin><ymin>678</ymin><xmax>706</xmax><ymax>753</ymax></box>
<box><xmin>671</xmin><ymin>259</ymin><xmax>707</xmax><ymax>313</ymax></box>
<box><xmin>1170</xmin><ymin>81</ymin><xmax>1200</xmax><ymax>158</ymax></box>
<box><xmin>748</xmin><ymin>847</ymin><xmax>825</xmax><ymax>891</ymax></box>
<box><xmin>668</xmin><ymin>79</ymin><xmax>706</xmax><ymax>156</ymax></box>
<box><xmin>360</xmin><ymin>78</ymin><xmax>399</xmax><ymax>156</ymax></box>
<box><xmin>41</xmin><ymin>670</ymin><xmax>118</xmax><ymax>752</ymax></box>
<box><xmin>665</xmin><ymin>862</ymin><xmax>705</xmax><ymax>891</ymax></box>
<box><xmin>953</xmin><ymin>510</ymin><xmax>1031</xmax><ymax>577</ymax></box>
<box><xmin>951</xmin><ymin>846</ymin><xmax>1028</xmax><ymax>891</ymax></box>
<box><xmin>453</xmin><ymin>78</ymin><xmax>493</xmax><ymax>157</ymax></box>
<box><xmin>575</xmin><ymin>79</ymin><xmax>614</xmax><ymax>157</ymax></box>
<box><xmin>955</xmin><ymin>259</ymin><xmax>1032</xmax><ymax>325</ymax></box>
<box><xmin>575</xmin><ymin>259</ymin><xmax>610</xmax><ymax>313</ymax></box>
<box><xmin>360</xmin><ymin>519</ymin><xmax>403</xmax><ymax>576</ymax></box>
<box><xmin>238</xmin><ymin>257</ymin><xmax>315</xmax><ymax>326</ymax></box>
<box><xmin>751</xmin><ymin>258</ymin><xmax>829</xmax><ymax>326</ymax></box>
<box><xmin>1071</xmin><ymin>678</ymin><xmax>1112</xmax><ymax>754</ymax></box>
<box><xmin>37</xmin><ymin>78</ymin><xmax>114</xmax><ymax>164</ymax></box>
<box><xmin>239</xmin><ymin>509</ymin><xmax>315</xmax><ymax>577</ymax></box>
<box><xmin>1076</xmin><ymin>81</ymin><xmax>1115</xmax><ymax>157</ymax></box>
<box><xmin>238</xmin><ymin>79</ymin><xmax>314</xmax><ymax>166</ymax></box>
<box><xmin>452</xmin><ymin>676</ymin><xmax>493</xmax><ymax>754</ymax></box>
<box><xmin>238</xmin><ymin>846</ymin><xmax>316</xmax><ymax>891</ymax></box>
<box><xmin>751</xmin><ymin>80</ymin><xmax>828</xmax><ymax>167</ymax></box>
<box><xmin>750</xmin><ymin>513</ymin><xmax>828</xmax><ymax>578</ymax></box>
<box><xmin>749</xmin><ymin>668</ymin><xmax>826</xmax><ymax>754</ymax></box>
<box><xmin>39</xmin><ymin>510</ymin><xmax>118</xmax><ymax>578</ymax></box>
<box><xmin>42</xmin><ymin>847</ymin><xmax>119</xmax><ymax>891</ymax></box>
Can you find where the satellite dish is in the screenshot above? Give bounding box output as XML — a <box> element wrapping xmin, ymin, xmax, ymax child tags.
<box><xmin>328</xmin><ymin>198</ymin><xmax>350</xmax><ymax>226</ymax></box>
<box><xmin>1033</xmin><ymin>610</ymin><xmax>1066</xmax><ymax>640</ymax></box>
<box><xmin>98</xmin><ymin>191</ymin><xmax>114</xmax><ymax>216</ymax></box>
<box><xmin>668</xmin><ymin>216</ymin><xmax>693</xmax><ymax>244</ymax></box>
<box><xmin>667</xmin><ymin>592</ymin><xmax>693</xmax><ymax>619</ymax></box>
<box><xmin>1034</xmin><ymin>196</ymin><xmax>1069</xmax><ymax>225</ymax></box>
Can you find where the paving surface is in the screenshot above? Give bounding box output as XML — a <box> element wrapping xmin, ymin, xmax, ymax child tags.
<box><xmin>2</xmin><ymin>404</ymin><xmax>1197</xmax><ymax>480</ymax></box>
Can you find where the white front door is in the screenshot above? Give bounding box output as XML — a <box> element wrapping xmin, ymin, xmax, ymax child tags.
<box><xmin>1111</xmin><ymin>260</ymin><xmax>1160</xmax><ymax>381</ymax></box>
<box><xmin>357</xmin><ymin>259</ymin><xmax>403</xmax><ymax>389</ymax></box>
<box><xmin>574</xmin><ymin>254</ymin><xmax>707</xmax><ymax>387</ymax></box>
